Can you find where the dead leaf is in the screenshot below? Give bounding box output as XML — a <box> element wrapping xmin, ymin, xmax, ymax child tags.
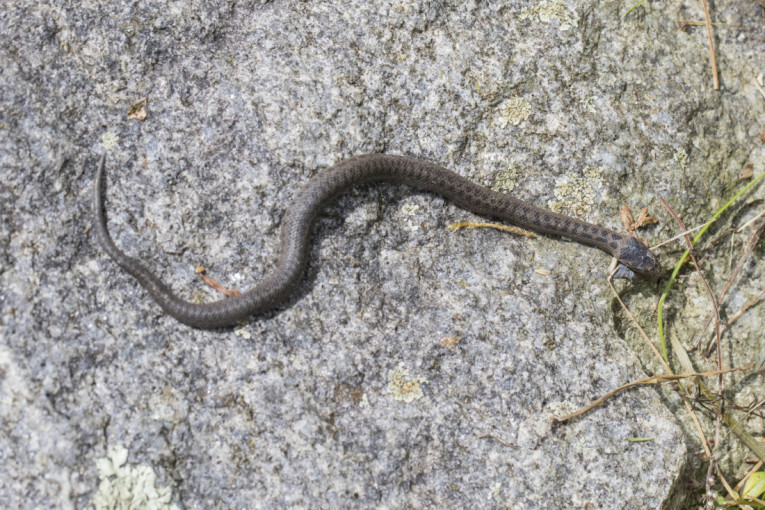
<box><xmin>127</xmin><ymin>98</ymin><xmax>148</xmax><ymax>121</ymax></box>
<box><xmin>620</xmin><ymin>205</ymin><xmax>635</xmax><ymax>231</ymax></box>
<box><xmin>633</xmin><ymin>207</ymin><xmax>659</xmax><ymax>229</ymax></box>
<box><xmin>739</xmin><ymin>162</ymin><xmax>754</xmax><ymax>180</ymax></box>
<box><xmin>439</xmin><ymin>336</ymin><xmax>462</xmax><ymax>349</ymax></box>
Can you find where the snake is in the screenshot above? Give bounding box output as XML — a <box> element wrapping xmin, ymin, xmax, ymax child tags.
<box><xmin>94</xmin><ymin>153</ymin><xmax>661</xmax><ymax>328</ymax></box>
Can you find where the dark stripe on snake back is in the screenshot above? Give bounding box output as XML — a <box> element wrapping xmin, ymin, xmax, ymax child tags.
<box><xmin>94</xmin><ymin>153</ymin><xmax>661</xmax><ymax>328</ymax></box>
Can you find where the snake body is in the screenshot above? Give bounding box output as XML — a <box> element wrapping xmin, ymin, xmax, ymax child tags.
<box><xmin>94</xmin><ymin>153</ymin><xmax>660</xmax><ymax>328</ymax></box>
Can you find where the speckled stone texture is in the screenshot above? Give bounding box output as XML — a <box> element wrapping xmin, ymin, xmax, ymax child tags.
<box><xmin>1</xmin><ymin>0</ymin><xmax>763</xmax><ymax>508</ymax></box>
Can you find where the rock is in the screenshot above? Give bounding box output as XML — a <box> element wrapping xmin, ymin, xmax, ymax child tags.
<box><xmin>1</xmin><ymin>0</ymin><xmax>762</xmax><ymax>508</ymax></box>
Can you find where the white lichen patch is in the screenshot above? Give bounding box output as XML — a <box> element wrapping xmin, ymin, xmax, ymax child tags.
<box><xmin>547</xmin><ymin>400</ymin><xmax>579</xmax><ymax>417</ymax></box>
<box><xmin>494</xmin><ymin>97</ymin><xmax>532</xmax><ymax>128</ymax></box>
<box><xmin>488</xmin><ymin>482</ymin><xmax>502</xmax><ymax>501</ymax></box>
<box><xmin>401</xmin><ymin>202</ymin><xmax>422</xmax><ymax>232</ymax></box>
<box><xmin>101</xmin><ymin>131</ymin><xmax>119</xmax><ymax>150</ymax></box>
<box><xmin>387</xmin><ymin>363</ymin><xmax>427</xmax><ymax>403</ymax></box>
<box><xmin>234</xmin><ymin>323</ymin><xmax>252</xmax><ymax>339</ymax></box>
<box><xmin>547</xmin><ymin>166</ymin><xmax>606</xmax><ymax>216</ymax></box>
<box><xmin>520</xmin><ymin>0</ymin><xmax>579</xmax><ymax>31</ymax></box>
<box><xmin>477</xmin><ymin>152</ymin><xmax>519</xmax><ymax>192</ymax></box>
<box><xmin>581</xmin><ymin>96</ymin><xmax>598</xmax><ymax>114</ymax></box>
<box><xmin>88</xmin><ymin>445</ymin><xmax>178</xmax><ymax>510</ymax></box>
<box><xmin>674</xmin><ymin>147</ymin><xmax>688</xmax><ymax>169</ymax></box>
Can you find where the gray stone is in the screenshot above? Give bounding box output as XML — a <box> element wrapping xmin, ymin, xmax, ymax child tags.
<box><xmin>1</xmin><ymin>0</ymin><xmax>762</xmax><ymax>508</ymax></box>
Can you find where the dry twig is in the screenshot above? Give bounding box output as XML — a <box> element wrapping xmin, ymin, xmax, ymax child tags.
<box><xmin>448</xmin><ymin>221</ymin><xmax>535</xmax><ymax>237</ymax></box>
<box><xmin>472</xmin><ymin>432</ymin><xmax>517</xmax><ymax>448</ymax></box>
<box><xmin>196</xmin><ymin>267</ymin><xmax>242</xmax><ymax>297</ymax></box>
<box><xmin>699</xmin><ymin>0</ymin><xmax>719</xmax><ymax>89</ymax></box>
<box><xmin>554</xmin><ymin>367</ymin><xmax>750</xmax><ymax>423</ymax></box>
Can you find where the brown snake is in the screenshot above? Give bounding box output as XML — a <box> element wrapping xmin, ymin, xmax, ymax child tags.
<box><xmin>94</xmin><ymin>153</ymin><xmax>661</xmax><ymax>328</ymax></box>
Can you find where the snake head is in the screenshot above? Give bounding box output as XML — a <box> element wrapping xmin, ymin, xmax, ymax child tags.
<box><xmin>618</xmin><ymin>237</ymin><xmax>662</xmax><ymax>281</ymax></box>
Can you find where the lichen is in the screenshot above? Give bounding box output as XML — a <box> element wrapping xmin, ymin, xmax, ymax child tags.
<box><xmin>488</xmin><ymin>482</ymin><xmax>502</xmax><ymax>501</ymax></box>
<box><xmin>673</xmin><ymin>147</ymin><xmax>688</xmax><ymax>169</ymax></box>
<box><xmin>401</xmin><ymin>202</ymin><xmax>422</xmax><ymax>231</ymax></box>
<box><xmin>494</xmin><ymin>160</ymin><xmax>518</xmax><ymax>192</ymax></box>
<box><xmin>494</xmin><ymin>97</ymin><xmax>531</xmax><ymax>128</ymax></box>
<box><xmin>234</xmin><ymin>324</ymin><xmax>252</xmax><ymax>339</ymax></box>
<box><xmin>581</xmin><ymin>96</ymin><xmax>598</xmax><ymax>114</ymax></box>
<box><xmin>547</xmin><ymin>167</ymin><xmax>606</xmax><ymax>216</ymax></box>
<box><xmin>88</xmin><ymin>445</ymin><xmax>178</xmax><ymax>510</ymax></box>
<box><xmin>520</xmin><ymin>0</ymin><xmax>579</xmax><ymax>31</ymax></box>
<box><xmin>101</xmin><ymin>131</ymin><xmax>119</xmax><ymax>150</ymax></box>
<box><xmin>387</xmin><ymin>363</ymin><xmax>427</xmax><ymax>403</ymax></box>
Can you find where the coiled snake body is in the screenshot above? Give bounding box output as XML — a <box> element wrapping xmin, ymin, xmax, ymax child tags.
<box><xmin>94</xmin><ymin>154</ymin><xmax>660</xmax><ymax>328</ymax></box>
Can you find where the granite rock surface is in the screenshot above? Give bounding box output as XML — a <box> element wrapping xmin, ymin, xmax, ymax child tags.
<box><xmin>1</xmin><ymin>0</ymin><xmax>763</xmax><ymax>508</ymax></box>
